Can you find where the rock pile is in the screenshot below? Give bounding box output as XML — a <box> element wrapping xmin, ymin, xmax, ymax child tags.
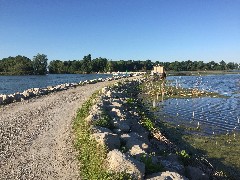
<box><xmin>86</xmin><ymin>79</ymin><xmax>210</xmax><ymax>179</ymax></box>
<box><xmin>0</xmin><ymin>75</ymin><xmax>129</xmax><ymax>105</ymax></box>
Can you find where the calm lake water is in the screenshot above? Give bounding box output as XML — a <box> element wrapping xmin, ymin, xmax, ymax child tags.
<box><xmin>0</xmin><ymin>74</ymin><xmax>113</xmax><ymax>95</ymax></box>
<box><xmin>155</xmin><ymin>74</ymin><xmax>240</xmax><ymax>134</ymax></box>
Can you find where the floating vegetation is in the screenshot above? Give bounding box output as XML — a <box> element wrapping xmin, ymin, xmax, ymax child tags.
<box><xmin>140</xmin><ymin>79</ymin><xmax>225</xmax><ymax>100</ymax></box>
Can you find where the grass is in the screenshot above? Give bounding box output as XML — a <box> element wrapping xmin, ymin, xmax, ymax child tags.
<box><xmin>183</xmin><ymin>133</ymin><xmax>240</xmax><ymax>179</ymax></box>
<box><xmin>73</xmin><ymin>92</ymin><xmax>131</xmax><ymax>180</ymax></box>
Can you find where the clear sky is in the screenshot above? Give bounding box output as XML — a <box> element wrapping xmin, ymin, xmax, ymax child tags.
<box><xmin>0</xmin><ymin>0</ymin><xmax>240</xmax><ymax>63</ymax></box>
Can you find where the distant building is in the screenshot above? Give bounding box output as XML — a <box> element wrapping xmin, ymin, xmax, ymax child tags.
<box><xmin>151</xmin><ymin>65</ymin><xmax>164</xmax><ymax>75</ymax></box>
<box><xmin>151</xmin><ymin>65</ymin><xmax>166</xmax><ymax>79</ymax></box>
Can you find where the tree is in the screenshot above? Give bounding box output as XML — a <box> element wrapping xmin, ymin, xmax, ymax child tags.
<box><xmin>219</xmin><ymin>60</ymin><xmax>226</xmax><ymax>70</ymax></box>
<box><xmin>81</xmin><ymin>54</ymin><xmax>92</xmax><ymax>74</ymax></box>
<box><xmin>106</xmin><ymin>60</ymin><xmax>114</xmax><ymax>72</ymax></box>
<box><xmin>32</xmin><ymin>53</ymin><xmax>48</xmax><ymax>75</ymax></box>
<box><xmin>0</xmin><ymin>55</ymin><xmax>34</xmax><ymax>75</ymax></box>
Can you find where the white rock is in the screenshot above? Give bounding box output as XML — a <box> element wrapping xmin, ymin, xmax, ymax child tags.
<box><xmin>146</xmin><ymin>171</ymin><xmax>188</xmax><ymax>180</ymax></box>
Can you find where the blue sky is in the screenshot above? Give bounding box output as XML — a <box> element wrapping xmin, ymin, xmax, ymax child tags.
<box><xmin>0</xmin><ymin>0</ymin><xmax>240</xmax><ymax>63</ymax></box>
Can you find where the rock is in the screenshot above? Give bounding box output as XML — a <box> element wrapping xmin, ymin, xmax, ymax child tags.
<box><xmin>92</xmin><ymin>126</ymin><xmax>113</xmax><ymax>133</ymax></box>
<box><xmin>186</xmin><ymin>166</ymin><xmax>209</xmax><ymax>180</ymax></box>
<box><xmin>106</xmin><ymin>91</ymin><xmax>112</xmax><ymax>97</ymax></box>
<box><xmin>92</xmin><ymin>132</ymin><xmax>120</xmax><ymax>150</ymax></box>
<box><xmin>105</xmin><ymin>150</ymin><xmax>145</xmax><ymax>179</ymax></box>
<box><xmin>0</xmin><ymin>94</ymin><xmax>7</xmax><ymax>104</ymax></box>
<box><xmin>22</xmin><ymin>91</ymin><xmax>30</xmax><ymax>99</ymax></box>
<box><xmin>13</xmin><ymin>93</ymin><xmax>23</xmax><ymax>102</ymax></box>
<box><xmin>129</xmin><ymin>145</ymin><xmax>146</xmax><ymax>159</ymax></box>
<box><xmin>112</xmin><ymin>128</ymin><xmax>122</xmax><ymax>134</ymax></box>
<box><xmin>102</xmin><ymin>87</ymin><xmax>110</xmax><ymax>94</ymax></box>
<box><xmin>98</xmin><ymin>78</ymin><xmax>103</xmax><ymax>82</ymax></box>
<box><xmin>116</xmin><ymin>122</ymin><xmax>130</xmax><ymax>133</ymax></box>
<box><xmin>47</xmin><ymin>86</ymin><xmax>54</xmax><ymax>91</ymax></box>
<box><xmin>159</xmin><ymin>154</ymin><xmax>185</xmax><ymax>175</ymax></box>
<box><xmin>126</xmin><ymin>138</ymin><xmax>149</xmax><ymax>151</ymax></box>
<box><xmin>5</xmin><ymin>94</ymin><xmax>14</xmax><ymax>104</ymax></box>
<box><xmin>121</xmin><ymin>132</ymin><xmax>149</xmax><ymax>145</ymax></box>
<box><xmin>145</xmin><ymin>171</ymin><xmax>188</xmax><ymax>180</ymax></box>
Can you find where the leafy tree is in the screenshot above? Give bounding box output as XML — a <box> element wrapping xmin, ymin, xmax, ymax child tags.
<box><xmin>106</xmin><ymin>60</ymin><xmax>114</xmax><ymax>72</ymax></box>
<box><xmin>81</xmin><ymin>54</ymin><xmax>92</xmax><ymax>74</ymax></box>
<box><xmin>219</xmin><ymin>60</ymin><xmax>226</xmax><ymax>70</ymax></box>
<box><xmin>32</xmin><ymin>53</ymin><xmax>48</xmax><ymax>75</ymax></box>
<box><xmin>48</xmin><ymin>60</ymin><xmax>64</xmax><ymax>74</ymax></box>
<box><xmin>0</xmin><ymin>55</ymin><xmax>33</xmax><ymax>75</ymax></box>
<box><xmin>92</xmin><ymin>57</ymin><xmax>108</xmax><ymax>73</ymax></box>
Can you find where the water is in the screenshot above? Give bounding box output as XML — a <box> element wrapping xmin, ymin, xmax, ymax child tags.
<box><xmin>0</xmin><ymin>74</ymin><xmax>113</xmax><ymax>95</ymax></box>
<box><xmin>156</xmin><ymin>74</ymin><xmax>240</xmax><ymax>134</ymax></box>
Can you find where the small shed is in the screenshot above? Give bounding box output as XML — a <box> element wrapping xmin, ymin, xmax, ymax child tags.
<box><xmin>151</xmin><ymin>65</ymin><xmax>166</xmax><ymax>79</ymax></box>
<box><xmin>153</xmin><ymin>65</ymin><xmax>164</xmax><ymax>74</ymax></box>
<box><xmin>151</xmin><ymin>65</ymin><xmax>164</xmax><ymax>74</ymax></box>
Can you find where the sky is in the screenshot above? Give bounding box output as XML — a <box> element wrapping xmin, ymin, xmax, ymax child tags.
<box><xmin>0</xmin><ymin>0</ymin><xmax>240</xmax><ymax>63</ymax></box>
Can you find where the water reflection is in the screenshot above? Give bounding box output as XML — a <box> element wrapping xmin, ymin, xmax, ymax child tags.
<box><xmin>153</xmin><ymin>74</ymin><xmax>240</xmax><ymax>135</ymax></box>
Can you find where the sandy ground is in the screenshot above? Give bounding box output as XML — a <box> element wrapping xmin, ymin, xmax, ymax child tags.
<box><xmin>0</xmin><ymin>79</ymin><xmax>125</xmax><ymax>180</ymax></box>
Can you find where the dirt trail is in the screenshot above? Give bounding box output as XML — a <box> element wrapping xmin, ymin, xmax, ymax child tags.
<box><xmin>0</xmin><ymin>80</ymin><xmax>122</xmax><ymax>180</ymax></box>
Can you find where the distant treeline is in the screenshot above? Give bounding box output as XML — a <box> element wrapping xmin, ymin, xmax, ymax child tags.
<box><xmin>0</xmin><ymin>54</ymin><xmax>239</xmax><ymax>75</ymax></box>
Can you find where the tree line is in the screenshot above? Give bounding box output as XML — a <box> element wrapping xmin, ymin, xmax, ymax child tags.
<box><xmin>0</xmin><ymin>54</ymin><xmax>48</xmax><ymax>75</ymax></box>
<box><xmin>0</xmin><ymin>53</ymin><xmax>239</xmax><ymax>75</ymax></box>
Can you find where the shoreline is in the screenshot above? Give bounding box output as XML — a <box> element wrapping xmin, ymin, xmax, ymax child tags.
<box><xmin>0</xmin><ymin>75</ymin><xmax>135</xmax><ymax>105</ymax></box>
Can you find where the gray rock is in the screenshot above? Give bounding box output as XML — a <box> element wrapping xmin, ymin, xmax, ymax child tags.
<box><xmin>106</xmin><ymin>149</ymin><xmax>145</xmax><ymax>179</ymax></box>
<box><xmin>160</xmin><ymin>154</ymin><xmax>185</xmax><ymax>175</ymax></box>
<box><xmin>13</xmin><ymin>93</ymin><xmax>23</xmax><ymax>102</ymax></box>
<box><xmin>112</xmin><ymin>128</ymin><xmax>122</xmax><ymax>134</ymax></box>
<box><xmin>186</xmin><ymin>166</ymin><xmax>209</xmax><ymax>180</ymax></box>
<box><xmin>92</xmin><ymin>126</ymin><xmax>113</xmax><ymax>133</ymax></box>
<box><xmin>117</xmin><ymin>122</ymin><xmax>130</xmax><ymax>133</ymax></box>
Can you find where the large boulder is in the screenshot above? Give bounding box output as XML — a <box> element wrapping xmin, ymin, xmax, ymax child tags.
<box><xmin>105</xmin><ymin>149</ymin><xmax>145</xmax><ymax>179</ymax></box>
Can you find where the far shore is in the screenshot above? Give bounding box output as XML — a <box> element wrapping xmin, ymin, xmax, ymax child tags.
<box><xmin>167</xmin><ymin>70</ymin><xmax>240</xmax><ymax>76</ymax></box>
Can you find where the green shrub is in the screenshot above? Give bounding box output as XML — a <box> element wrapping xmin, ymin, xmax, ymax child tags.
<box><xmin>140</xmin><ymin>154</ymin><xmax>164</xmax><ymax>174</ymax></box>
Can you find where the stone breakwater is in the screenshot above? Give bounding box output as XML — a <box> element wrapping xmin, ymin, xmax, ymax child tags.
<box><xmin>0</xmin><ymin>75</ymin><xmax>129</xmax><ymax>105</ymax></box>
<box><xmin>85</xmin><ymin>79</ymin><xmax>212</xmax><ymax>180</ymax></box>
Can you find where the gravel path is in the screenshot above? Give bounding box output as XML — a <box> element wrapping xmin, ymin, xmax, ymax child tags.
<box><xmin>0</xmin><ymin>80</ymin><xmax>121</xmax><ymax>180</ymax></box>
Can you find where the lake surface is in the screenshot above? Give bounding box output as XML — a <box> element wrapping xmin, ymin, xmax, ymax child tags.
<box><xmin>0</xmin><ymin>74</ymin><xmax>113</xmax><ymax>95</ymax></box>
<box><xmin>155</xmin><ymin>74</ymin><xmax>240</xmax><ymax>134</ymax></box>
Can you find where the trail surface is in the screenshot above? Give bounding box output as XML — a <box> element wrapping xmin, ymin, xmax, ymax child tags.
<box><xmin>0</xmin><ymin>80</ymin><xmax>121</xmax><ymax>180</ymax></box>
